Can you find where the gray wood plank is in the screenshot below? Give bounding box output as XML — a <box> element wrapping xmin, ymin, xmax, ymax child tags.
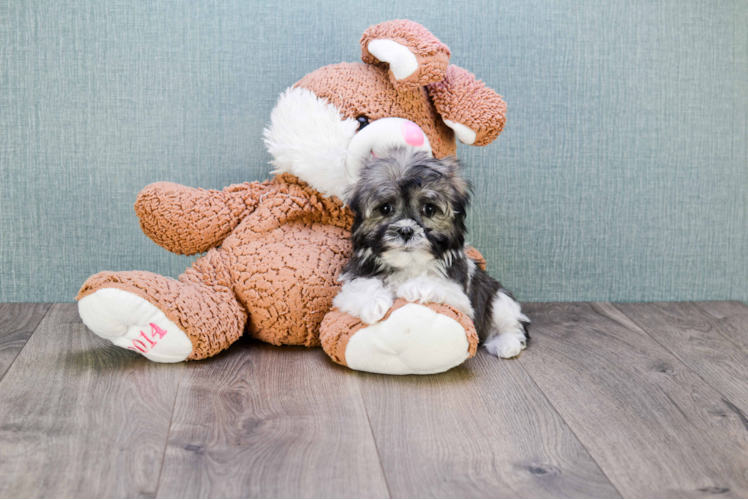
<box><xmin>156</xmin><ymin>343</ymin><xmax>390</xmax><ymax>499</ymax></box>
<box><xmin>0</xmin><ymin>303</ymin><xmax>50</xmax><ymax>381</ymax></box>
<box><xmin>519</xmin><ymin>302</ymin><xmax>748</xmax><ymax>498</ymax></box>
<box><xmin>357</xmin><ymin>350</ymin><xmax>620</xmax><ymax>498</ymax></box>
<box><xmin>614</xmin><ymin>301</ymin><xmax>748</xmax><ymax>416</ymax></box>
<box><xmin>0</xmin><ymin>304</ymin><xmax>184</xmax><ymax>498</ymax></box>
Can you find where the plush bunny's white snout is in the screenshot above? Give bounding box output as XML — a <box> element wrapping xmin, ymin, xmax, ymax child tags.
<box><xmin>345</xmin><ymin>117</ymin><xmax>432</xmax><ymax>186</ymax></box>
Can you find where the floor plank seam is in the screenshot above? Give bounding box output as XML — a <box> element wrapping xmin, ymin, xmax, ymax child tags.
<box><xmin>610</xmin><ymin>302</ymin><xmax>748</xmax><ymax>418</ymax></box>
<box><xmin>0</xmin><ymin>303</ymin><xmax>52</xmax><ymax>386</ymax></box>
<box><xmin>515</xmin><ymin>356</ymin><xmax>625</xmax><ymax>498</ymax></box>
<box><xmin>356</xmin><ymin>376</ymin><xmax>394</xmax><ymax>499</ymax></box>
<box><xmin>154</xmin><ymin>370</ymin><xmax>184</xmax><ymax>499</ymax></box>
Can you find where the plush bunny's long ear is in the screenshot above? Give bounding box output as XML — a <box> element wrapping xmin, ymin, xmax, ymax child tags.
<box><xmin>428</xmin><ymin>65</ymin><xmax>506</xmax><ymax>146</ymax></box>
<box><xmin>360</xmin><ymin>20</ymin><xmax>451</xmax><ymax>91</ymax></box>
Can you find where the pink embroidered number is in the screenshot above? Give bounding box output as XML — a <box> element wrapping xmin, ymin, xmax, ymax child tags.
<box><xmin>126</xmin><ymin>323</ymin><xmax>168</xmax><ymax>353</ymax></box>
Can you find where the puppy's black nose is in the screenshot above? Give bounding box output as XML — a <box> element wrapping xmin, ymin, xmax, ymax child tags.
<box><xmin>397</xmin><ymin>226</ymin><xmax>414</xmax><ymax>241</ymax></box>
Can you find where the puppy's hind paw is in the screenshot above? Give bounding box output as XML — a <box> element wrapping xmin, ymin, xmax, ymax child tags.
<box><xmin>484</xmin><ymin>331</ymin><xmax>527</xmax><ymax>359</ymax></box>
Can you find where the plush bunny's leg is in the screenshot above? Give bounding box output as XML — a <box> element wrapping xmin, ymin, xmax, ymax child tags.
<box><xmin>321</xmin><ymin>299</ymin><xmax>478</xmax><ymax>375</ymax></box>
<box><xmin>77</xmin><ymin>249</ymin><xmax>247</xmax><ymax>362</ymax></box>
<box><xmin>78</xmin><ymin>287</ymin><xmax>193</xmax><ymax>362</ymax></box>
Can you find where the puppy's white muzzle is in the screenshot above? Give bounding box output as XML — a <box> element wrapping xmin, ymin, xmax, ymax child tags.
<box><xmin>346</xmin><ymin>117</ymin><xmax>432</xmax><ymax>184</ymax></box>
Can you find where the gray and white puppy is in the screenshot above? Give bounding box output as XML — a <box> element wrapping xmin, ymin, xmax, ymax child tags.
<box><xmin>334</xmin><ymin>147</ymin><xmax>529</xmax><ymax>358</ymax></box>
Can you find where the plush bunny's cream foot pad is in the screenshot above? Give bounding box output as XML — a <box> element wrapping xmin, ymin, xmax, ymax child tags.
<box><xmin>346</xmin><ymin>304</ymin><xmax>469</xmax><ymax>375</ymax></box>
<box><xmin>321</xmin><ymin>299</ymin><xmax>479</xmax><ymax>375</ymax></box>
<box><xmin>78</xmin><ymin>288</ymin><xmax>193</xmax><ymax>363</ymax></box>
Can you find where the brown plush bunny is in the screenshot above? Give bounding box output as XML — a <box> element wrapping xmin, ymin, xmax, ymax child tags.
<box><xmin>77</xmin><ymin>20</ymin><xmax>506</xmax><ymax>374</ymax></box>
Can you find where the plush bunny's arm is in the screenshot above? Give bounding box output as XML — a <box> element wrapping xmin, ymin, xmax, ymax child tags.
<box><xmin>135</xmin><ymin>180</ymin><xmax>271</xmax><ymax>255</ymax></box>
<box><xmin>465</xmin><ymin>246</ymin><xmax>487</xmax><ymax>271</ymax></box>
<box><xmin>240</xmin><ymin>174</ymin><xmax>354</xmax><ymax>235</ymax></box>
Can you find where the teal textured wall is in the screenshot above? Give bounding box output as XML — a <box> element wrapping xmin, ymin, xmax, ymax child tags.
<box><xmin>1</xmin><ymin>0</ymin><xmax>746</xmax><ymax>303</ymax></box>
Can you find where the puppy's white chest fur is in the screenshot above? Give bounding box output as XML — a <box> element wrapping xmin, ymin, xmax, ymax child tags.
<box><xmin>380</xmin><ymin>249</ymin><xmax>442</xmax><ymax>288</ymax></box>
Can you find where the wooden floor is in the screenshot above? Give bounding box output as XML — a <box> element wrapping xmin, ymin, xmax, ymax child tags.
<box><xmin>2</xmin><ymin>302</ymin><xmax>748</xmax><ymax>498</ymax></box>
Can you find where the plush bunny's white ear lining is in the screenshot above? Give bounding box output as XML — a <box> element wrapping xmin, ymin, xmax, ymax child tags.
<box><xmin>443</xmin><ymin>119</ymin><xmax>477</xmax><ymax>145</ymax></box>
<box><xmin>368</xmin><ymin>39</ymin><xmax>418</xmax><ymax>80</ymax></box>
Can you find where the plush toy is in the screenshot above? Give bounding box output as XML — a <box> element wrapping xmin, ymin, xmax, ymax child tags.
<box><xmin>77</xmin><ymin>20</ymin><xmax>507</xmax><ymax>375</ymax></box>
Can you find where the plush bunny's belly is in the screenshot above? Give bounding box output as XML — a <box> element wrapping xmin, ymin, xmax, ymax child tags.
<box><xmin>224</xmin><ymin>221</ymin><xmax>352</xmax><ymax>346</ymax></box>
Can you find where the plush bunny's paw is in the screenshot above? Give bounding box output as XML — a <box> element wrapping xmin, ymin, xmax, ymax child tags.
<box><xmin>326</xmin><ymin>300</ymin><xmax>478</xmax><ymax>375</ymax></box>
<box><xmin>345</xmin><ymin>304</ymin><xmax>470</xmax><ymax>374</ymax></box>
<box><xmin>78</xmin><ymin>288</ymin><xmax>193</xmax><ymax>363</ymax></box>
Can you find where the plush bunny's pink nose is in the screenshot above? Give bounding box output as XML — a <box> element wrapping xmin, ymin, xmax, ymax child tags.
<box><xmin>402</xmin><ymin>121</ymin><xmax>424</xmax><ymax>147</ymax></box>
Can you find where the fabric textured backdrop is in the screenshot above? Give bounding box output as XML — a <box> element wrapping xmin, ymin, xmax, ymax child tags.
<box><xmin>1</xmin><ymin>0</ymin><xmax>746</xmax><ymax>303</ymax></box>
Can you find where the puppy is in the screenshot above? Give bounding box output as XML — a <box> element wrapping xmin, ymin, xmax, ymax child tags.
<box><xmin>333</xmin><ymin>147</ymin><xmax>529</xmax><ymax>358</ymax></box>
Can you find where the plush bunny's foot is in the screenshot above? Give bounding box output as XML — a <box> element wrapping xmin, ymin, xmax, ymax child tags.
<box><xmin>77</xmin><ymin>255</ymin><xmax>247</xmax><ymax>361</ymax></box>
<box><xmin>321</xmin><ymin>299</ymin><xmax>478</xmax><ymax>375</ymax></box>
<box><xmin>78</xmin><ymin>288</ymin><xmax>193</xmax><ymax>363</ymax></box>
<box><xmin>345</xmin><ymin>304</ymin><xmax>469</xmax><ymax>374</ymax></box>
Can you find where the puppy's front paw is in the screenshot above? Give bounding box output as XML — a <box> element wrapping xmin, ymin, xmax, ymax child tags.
<box><xmin>484</xmin><ymin>331</ymin><xmax>527</xmax><ymax>359</ymax></box>
<box><xmin>396</xmin><ymin>278</ymin><xmax>434</xmax><ymax>304</ymax></box>
<box><xmin>359</xmin><ymin>295</ymin><xmax>394</xmax><ymax>324</ymax></box>
<box><xmin>333</xmin><ymin>278</ymin><xmax>394</xmax><ymax>325</ymax></box>
<box><xmin>397</xmin><ymin>277</ymin><xmax>474</xmax><ymax>318</ymax></box>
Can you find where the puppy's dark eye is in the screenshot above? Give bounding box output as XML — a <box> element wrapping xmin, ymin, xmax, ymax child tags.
<box><xmin>356</xmin><ymin>116</ymin><xmax>370</xmax><ymax>131</ymax></box>
<box><xmin>423</xmin><ymin>203</ymin><xmax>437</xmax><ymax>217</ymax></box>
<box><xmin>379</xmin><ymin>203</ymin><xmax>393</xmax><ymax>216</ymax></box>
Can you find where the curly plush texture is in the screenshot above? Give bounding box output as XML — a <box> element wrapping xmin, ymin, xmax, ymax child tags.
<box><xmin>296</xmin><ymin>63</ymin><xmax>457</xmax><ymax>159</ymax></box>
<box><xmin>428</xmin><ymin>65</ymin><xmax>507</xmax><ymax>147</ymax></box>
<box><xmin>135</xmin><ymin>180</ymin><xmax>273</xmax><ymax>256</ymax></box>
<box><xmin>360</xmin><ymin>19</ymin><xmax>451</xmax><ymax>91</ymax></box>
<box><xmin>320</xmin><ymin>298</ymin><xmax>479</xmax><ymax>368</ymax></box>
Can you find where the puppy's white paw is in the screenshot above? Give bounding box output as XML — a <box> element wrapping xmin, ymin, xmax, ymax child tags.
<box><xmin>333</xmin><ymin>278</ymin><xmax>394</xmax><ymax>325</ymax></box>
<box><xmin>359</xmin><ymin>296</ymin><xmax>394</xmax><ymax>324</ymax></box>
<box><xmin>484</xmin><ymin>331</ymin><xmax>527</xmax><ymax>359</ymax></box>
<box><xmin>396</xmin><ymin>277</ymin><xmax>474</xmax><ymax>318</ymax></box>
<box><xmin>396</xmin><ymin>277</ymin><xmax>434</xmax><ymax>303</ymax></box>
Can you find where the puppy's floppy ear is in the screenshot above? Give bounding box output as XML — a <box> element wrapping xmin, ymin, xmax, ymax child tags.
<box><xmin>428</xmin><ymin>65</ymin><xmax>506</xmax><ymax>146</ymax></box>
<box><xmin>427</xmin><ymin>155</ymin><xmax>461</xmax><ymax>177</ymax></box>
<box><xmin>360</xmin><ymin>20</ymin><xmax>451</xmax><ymax>91</ymax></box>
<box><xmin>430</xmin><ymin>156</ymin><xmax>471</xmax><ymax>204</ymax></box>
